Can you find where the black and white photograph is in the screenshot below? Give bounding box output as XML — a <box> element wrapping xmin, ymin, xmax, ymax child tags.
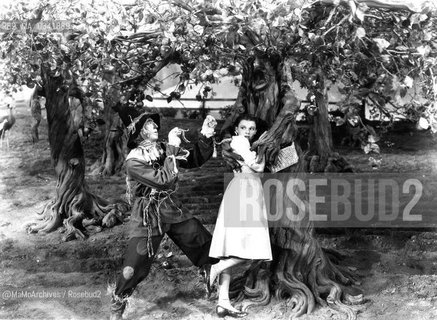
<box><xmin>0</xmin><ymin>0</ymin><xmax>436</xmax><ymax>319</ymax></box>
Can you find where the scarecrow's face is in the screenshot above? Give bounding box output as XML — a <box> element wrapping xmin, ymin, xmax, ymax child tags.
<box><xmin>140</xmin><ymin>119</ymin><xmax>159</xmax><ymax>142</ymax></box>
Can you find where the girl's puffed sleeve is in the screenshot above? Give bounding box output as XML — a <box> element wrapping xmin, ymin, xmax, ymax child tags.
<box><xmin>230</xmin><ymin>136</ymin><xmax>265</xmax><ymax>173</ymax></box>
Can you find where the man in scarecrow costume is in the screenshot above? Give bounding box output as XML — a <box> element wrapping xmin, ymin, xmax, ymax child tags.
<box><xmin>110</xmin><ymin>112</ymin><xmax>218</xmax><ymax>319</ymax></box>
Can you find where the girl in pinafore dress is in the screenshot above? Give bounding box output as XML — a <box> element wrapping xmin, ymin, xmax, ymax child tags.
<box><xmin>208</xmin><ymin>114</ymin><xmax>272</xmax><ymax>318</ymax></box>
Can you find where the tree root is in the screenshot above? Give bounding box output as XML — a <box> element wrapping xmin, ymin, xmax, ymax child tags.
<box><xmin>27</xmin><ymin>200</ymin><xmax>62</xmax><ymax>234</ymax></box>
<box><xmin>242</xmin><ymin>269</ymin><xmax>271</xmax><ymax>307</ymax></box>
<box><xmin>326</xmin><ymin>285</ymin><xmax>357</xmax><ymax>320</ymax></box>
<box><xmin>102</xmin><ymin>206</ymin><xmax>128</xmax><ymax>227</ymax></box>
<box><xmin>27</xmin><ymin>187</ymin><xmax>130</xmax><ymax>241</ymax></box>
<box><xmin>35</xmin><ymin>200</ymin><xmax>55</xmax><ymax>219</ymax></box>
<box><xmin>228</xmin><ymin>243</ymin><xmax>364</xmax><ymax>319</ymax></box>
<box><xmin>276</xmin><ymin>250</ymin><xmax>315</xmax><ymax>317</ymax></box>
<box><xmin>323</xmin><ymin>247</ymin><xmax>346</xmax><ymax>263</ymax></box>
<box><xmin>61</xmin><ymin>194</ymin><xmax>87</xmax><ymax>241</ymax></box>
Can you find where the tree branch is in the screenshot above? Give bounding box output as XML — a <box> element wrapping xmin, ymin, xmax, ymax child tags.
<box><xmin>114</xmin><ymin>49</ymin><xmax>176</xmax><ymax>87</ymax></box>
<box><xmin>322</xmin><ymin>14</ymin><xmax>348</xmax><ymax>37</ymax></box>
<box><xmin>171</xmin><ymin>0</ymin><xmax>194</xmax><ymax>12</ymax></box>
<box><xmin>368</xmin><ymin>93</ymin><xmax>394</xmax><ymax>121</ymax></box>
<box><xmin>318</xmin><ymin>0</ymin><xmax>435</xmax><ymax>14</ymax></box>
<box><xmin>112</xmin><ymin>31</ymin><xmax>161</xmax><ymax>44</ymax></box>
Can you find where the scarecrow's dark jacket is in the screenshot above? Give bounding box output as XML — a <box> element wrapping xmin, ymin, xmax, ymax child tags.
<box><xmin>125</xmin><ymin>133</ymin><xmax>213</xmax><ymax>238</ymax></box>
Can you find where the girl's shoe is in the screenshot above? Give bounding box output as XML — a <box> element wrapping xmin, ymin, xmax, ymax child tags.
<box><xmin>216</xmin><ymin>305</ymin><xmax>248</xmax><ymax>318</ymax></box>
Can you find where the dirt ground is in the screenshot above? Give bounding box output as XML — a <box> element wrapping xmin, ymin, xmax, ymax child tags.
<box><xmin>0</xmin><ymin>104</ymin><xmax>437</xmax><ymax>320</ymax></box>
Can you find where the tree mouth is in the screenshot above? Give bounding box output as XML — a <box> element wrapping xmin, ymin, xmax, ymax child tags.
<box><xmin>252</xmin><ymin>68</ymin><xmax>269</xmax><ymax>91</ymax></box>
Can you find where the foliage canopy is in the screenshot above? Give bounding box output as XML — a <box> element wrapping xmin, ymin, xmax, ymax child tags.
<box><xmin>0</xmin><ymin>0</ymin><xmax>436</xmax><ymax>128</ymax></box>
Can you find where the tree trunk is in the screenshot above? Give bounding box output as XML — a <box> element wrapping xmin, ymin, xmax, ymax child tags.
<box><xmin>313</xmin><ymin>76</ymin><xmax>333</xmax><ymax>157</ymax></box>
<box><xmin>30</xmin><ymin>87</ymin><xmax>44</xmax><ymax>143</ymax></box>
<box><xmin>90</xmin><ymin>51</ymin><xmax>175</xmax><ymax>175</ymax></box>
<box><xmin>305</xmin><ymin>73</ymin><xmax>354</xmax><ymax>173</ymax></box>
<box><xmin>226</xmin><ymin>57</ymin><xmax>362</xmax><ymax>319</ymax></box>
<box><xmin>90</xmin><ymin>86</ymin><xmax>127</xmax><ymax>176</ymax></box>
<box><xmin>27</xmin><ymin>71</ymin><xmax>129</xmax><ymax>241</ymax></box>
<box><xmin>30</xmin><ymin>97</ymin><xmax>41</xmax><ymax>143</ymax></box>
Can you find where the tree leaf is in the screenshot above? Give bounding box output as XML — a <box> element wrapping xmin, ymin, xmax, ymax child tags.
<box><xmin>430</xmin><ymin>119</ymin><xmax>437</xmax><ymax>134</ymax></box>
<box><xmin>403</xmin><ymin>76</ymin><xmax>413</xmax><ymax>88</ymax></box>
<box><xmin>219</xmin><ymin>68</ymin><xmax>228</xmax><ymax>75</ymax></box>
<box><xmin>423</xmin><ymin>32</ymin><xmax>432</xmax><ymax>41</ymax></box>
<box><xmin>373</xmin><ymin>38</ymin><xmax>390</xmax><ymax>52</ymax></box>
<box><xmin>395</xmin><ymin>46</ymin><xmax>409</xmax><ymax>51</ymax></box>
<box><xmin>355</xmin><ymin>8</ymin><xmax>365</xmax><ymax>22</ymax></box>
<box><xmin>417</xmin><ymin>45</ymin><xmax>431</xmax><ymax>56</ymax></box>
<box><xmin>193</xmin><ymin>25</ymin><xmax>204</xmax><ymax>35</ymax></box>
<box><xmin>418</xmin><ymin>117</ymin><xmax>430</xmax><ymax>130</ymax></box>
<box><xmin>356</xmin><ymin>27</ymin><xmax>366</xmax><ymax>39</ymax></box>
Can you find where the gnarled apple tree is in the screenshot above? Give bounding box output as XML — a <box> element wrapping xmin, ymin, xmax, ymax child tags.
<box><xmin>0</xmin><ymin>1</ymin><xmax>137</xmax><ymax>240</ymax></box>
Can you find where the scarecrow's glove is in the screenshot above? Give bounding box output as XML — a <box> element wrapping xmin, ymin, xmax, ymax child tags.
<box><xmin>168</xmin><ymin>127</ymin><xmax>182</xmax><ymax>147</ymax></box>
<box><xmin>200</xmin><ymin>115</ymin><xmax>217</xmax><ymax>138</ymax></box>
